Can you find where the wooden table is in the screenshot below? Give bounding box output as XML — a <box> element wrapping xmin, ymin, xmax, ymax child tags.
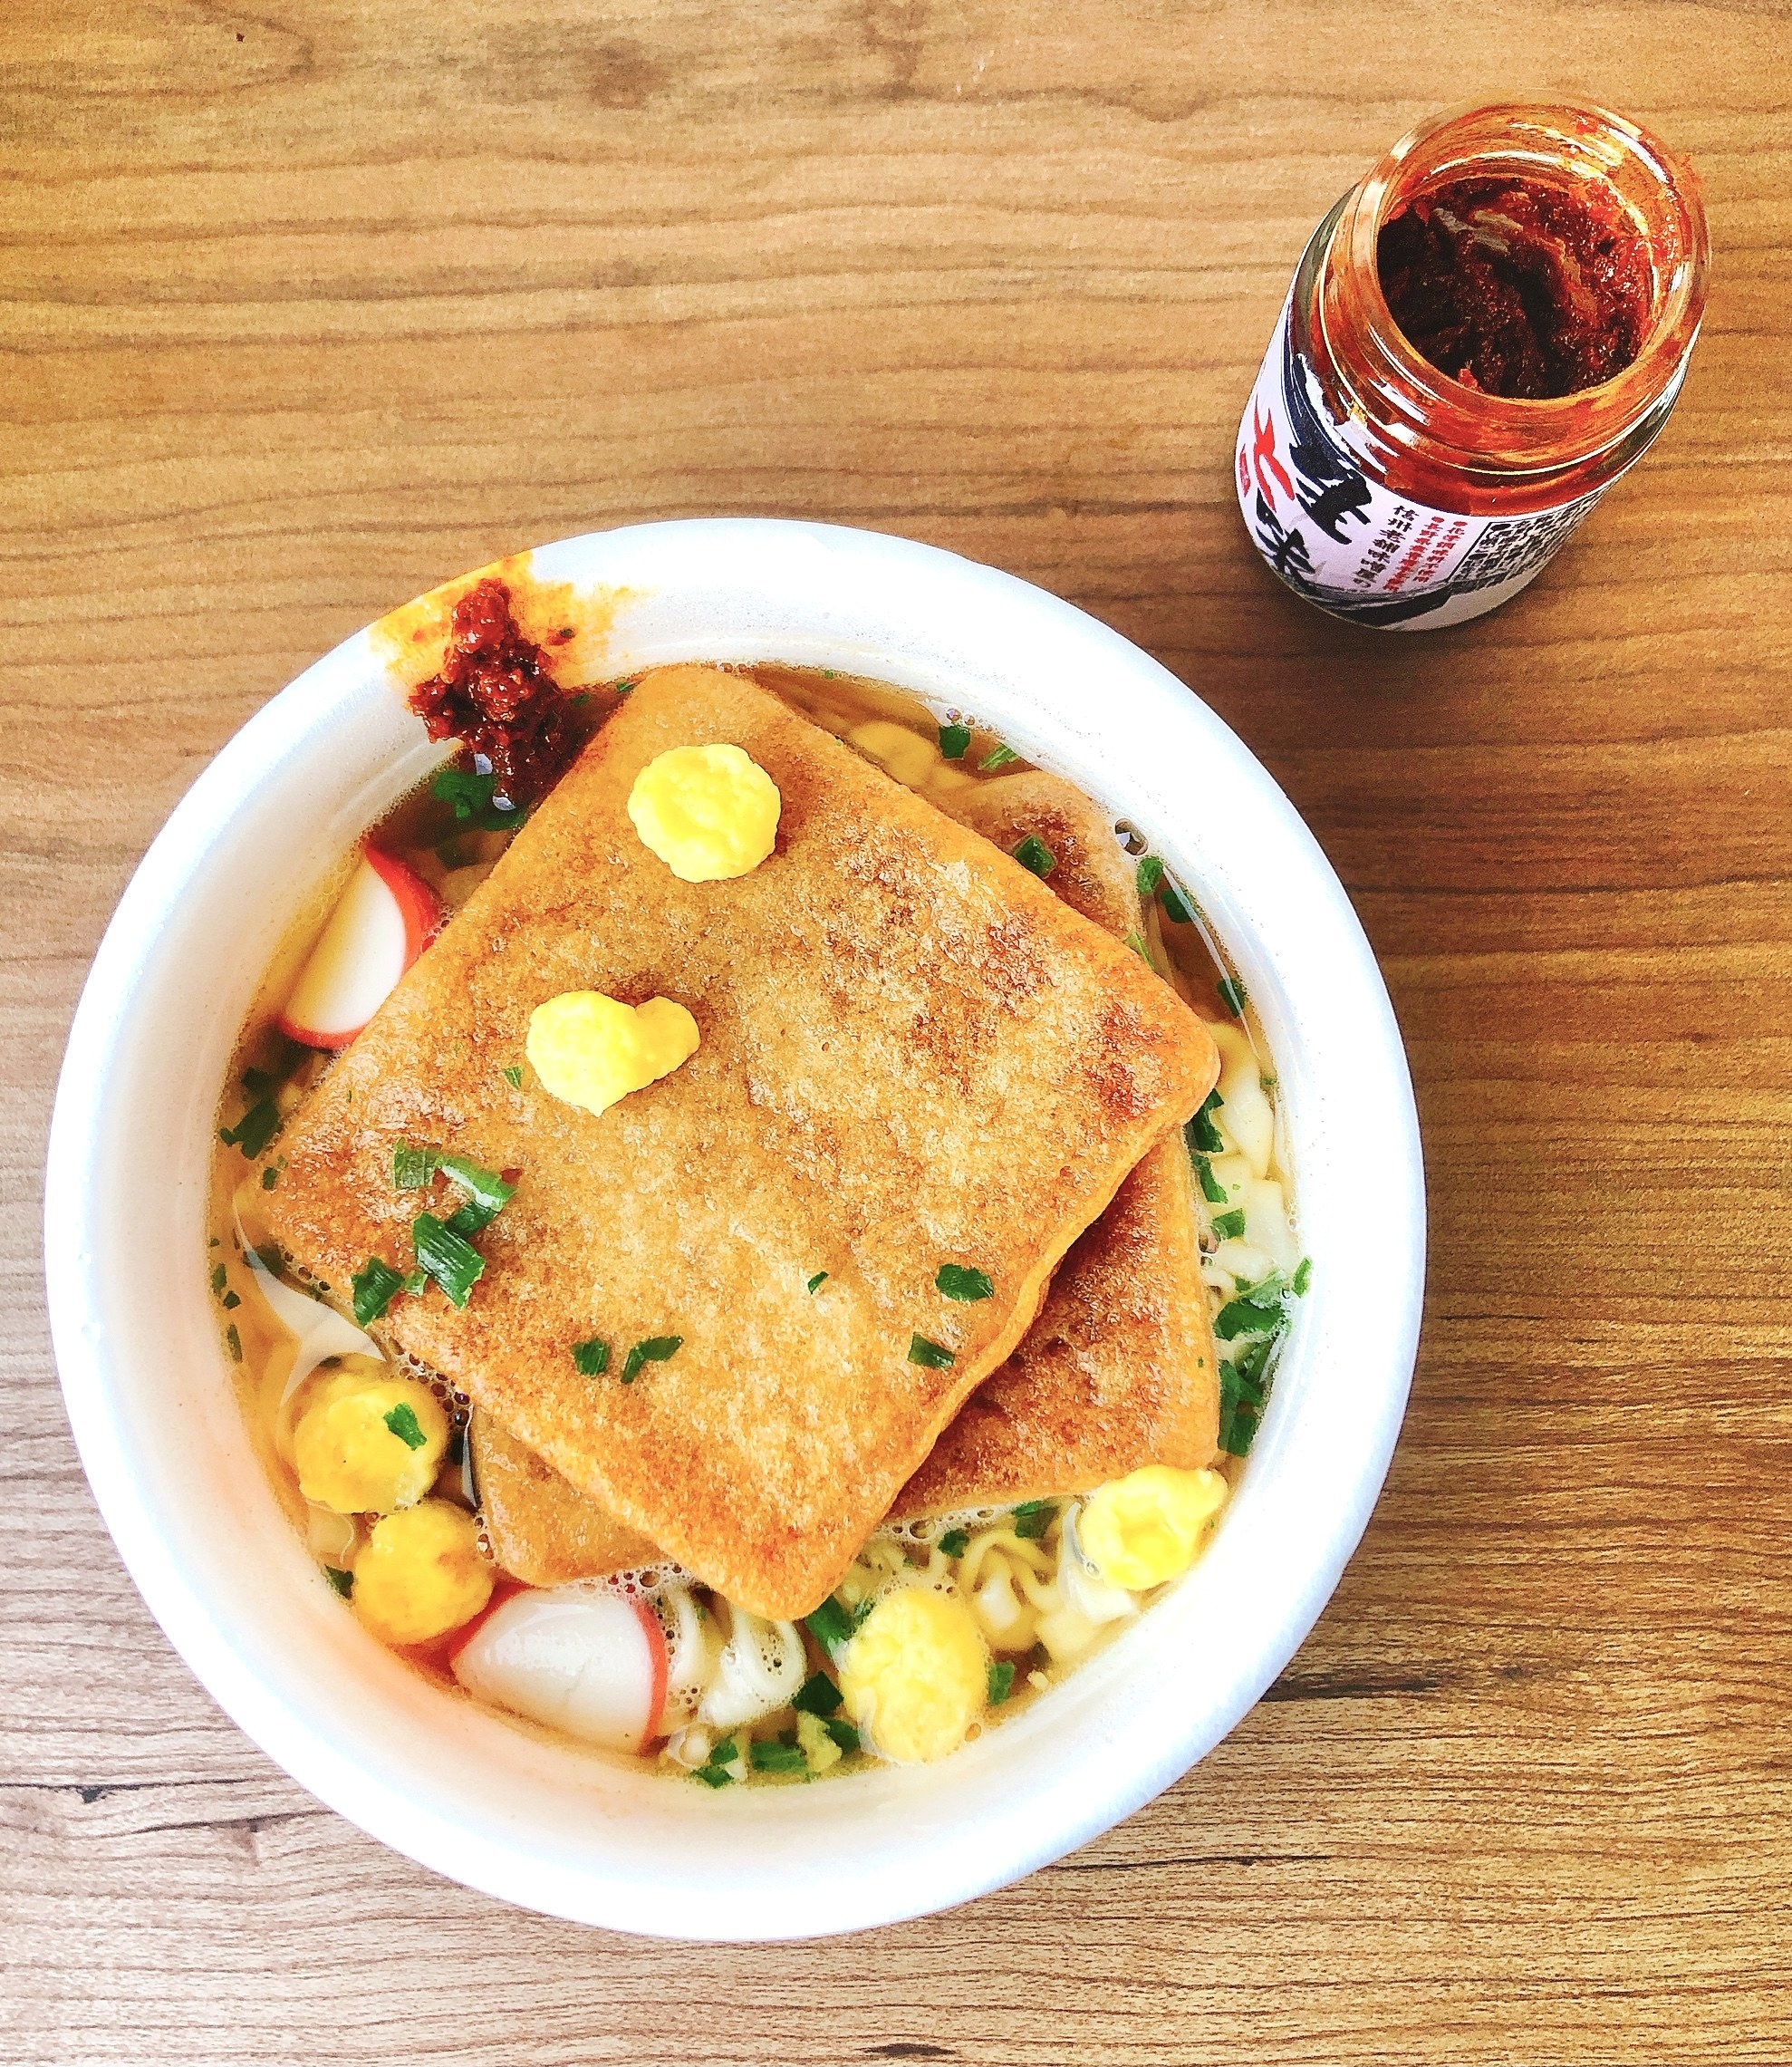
<box><xmin>5</xmin><ymin>3</ymin><xmax>1788</xmax><ymax>2060</ymax></box>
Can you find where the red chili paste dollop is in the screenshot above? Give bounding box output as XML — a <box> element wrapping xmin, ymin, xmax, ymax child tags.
<box><xmin>1376</xmin><ymin>176</ymin><xmax>1653</xmax><ymax>400</ymax></box>
<box><xmin>408</xmin><ymin>579</ymin><xmax>580</xmax><ymax>806</ymax></box>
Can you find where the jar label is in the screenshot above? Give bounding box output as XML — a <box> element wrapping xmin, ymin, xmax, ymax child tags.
<box><xmin>1235</xmin><ymin>295</ymin><xmax>1614</xmax><ymax>630</ymax></box>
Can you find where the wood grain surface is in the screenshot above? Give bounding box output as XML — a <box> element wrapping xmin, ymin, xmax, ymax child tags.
<box><xmin>4</xmin><ymin>2</ymin><xmax>1789</xmax><ymax>2061</ymax></box>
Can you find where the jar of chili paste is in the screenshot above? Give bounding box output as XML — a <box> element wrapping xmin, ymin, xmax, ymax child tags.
<box><xmin>1235</xmin><ymin>102</ymin><xmax>1710</xmax><ymax>630</ymax></box>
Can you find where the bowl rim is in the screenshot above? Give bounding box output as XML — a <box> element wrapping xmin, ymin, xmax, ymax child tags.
<box><xmin>43</xmin><ymin>517</ymin><xmax>1424</xmax><ymax>1938</ymax></box>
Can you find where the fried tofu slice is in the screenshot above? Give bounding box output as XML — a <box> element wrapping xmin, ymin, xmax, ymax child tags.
<box><xmin>468</xmin><ymin>765</ymin><xmax>1222</xmax><ymax>1579</ymax></box>
<box><xmin>471</xmin><ymin>1411</ymin><xmax>660</xmax><ymax>1587</ymax></box>
<box><xmin>265</xmin><ymin>665</ymin><xmax>1218</xmax><ymax>1619</ymax></box>
<box><xmin>895</xmin><ymin>770</ymin><xmax>1220</xmax><ymax>1513</ymax></box>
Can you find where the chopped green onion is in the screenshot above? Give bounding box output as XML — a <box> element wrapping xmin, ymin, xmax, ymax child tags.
<box><xmin>404</xmin><ymin>1268</ymin><xmax>429</xmax><ymax>1296</ymax></box>
<box><xmin>323</xmin><ymin>1565</ymin><xmax>354</xmax><ymax>1598</ymax></box>
<box><xmin>978</xmin><ymin>743</ymin><xmax>1019</xmax><ymax>771</ymax></box>
<box><xmin>692</xmin><ymin>1735</ymin><xmax>739</xmax><ymax>1787</ymax></box>
<box><xmin>908</xmin><ymin>1334</ymin><xmax>954</xmax><ymax>1370</ymax></box>
<box><xmin>261</xmin><ymin>1166</ymin><xmax>280</xmax><ymax>1190</ymax></box>
<box><xmin>503</xmin><ymin>1065</ymin><xmax>523</xmax><ymax>1089</ymax></box>
<box><xmin>1217</xmin><ymin>976</ymin><xmax>1247</xmax><ymax>1017</ymax></box>
<box><xmin>822</xmin><ymin>1716</ymin><xmax>861</xmax><ymax>1754</ymax></box>
<box><xmin>210</xmin><ymin>1263</ymin><xmax>228</xmax><ymax>1296</ymax></box>
<box><xmin>1293</xmin><ymin>1256</ymin><xmax>1313</xmax><ymax>1297</ymax></box>
<box><xmin>749</xmin><ymin>1739</ymin><xmax>807</xmax><ymax>1774</ymax></box>
<box><xmin>934</xmin><ymin>1264</ymin><xmax>993</xmax><ymax>1303</ymax></box>
<box><xmin>614</xmin><ymin>680</ymin><xmax>638</xmax><ymax>693</ymax></box>
<box><xmin>938</xmin><ymin>721</ymin><xmax>972</xmax><ymax>761</ymax></box>
<box><xmin>1214</xmin><ymin>1271</ymin><xmax>1290</xmax><ymax>1340</ymax></box>
<box><xmin>411</xmin><ymin>1213</ymin><xmax>485</xmax><ymax>1308</ymax></box>
<box><xmin>393</xmin><ymin>1141</ymin><xmax>440</xmax><ymax>1190</ymax></box>
<box><xmin>1193</xmin><ymin>1152</ymin><xmax>1228</xmax><ymax>1205</ymax></box>
<box><xmin>241</xmin><ymin>1066</ymin><xmax>275</xmax><ymax>1098</ymax></box>
<box><xmin>987</xmin><ymin>1659</ymin><xmax>1016</xmax><ymax>1704</ymax></box>
<box><xmin>225</xmin><ymin>1323</ymin><xmax>242</xmax><ymax>1363</ymax></box>
<box><xmin>806</xmin><ymin>1271</ymin><xmax>829</xmax><ymax>1294</ymax></box>
<box><xmin>436</xmin><ymin>839</ymin><xmax>467</xmax><ymax>871</ymax></box>
<box><xmin>937</xmin><ymin>1528</ymin><xmax>969</xmax><ymax>1559</ymax></box>
<box><xmin>1011</xmin><ymin>1500</ymin><xmax>1055</xmax><ymax>1541</ymax></box>
<box><xmin>792</xmin><ymin>1672</ymin><xmax>843</xmax><ymax>1718</ymax></box>
<box><xmin>1135</xmin><ymin>855</ymin><xmax>1164</xmax><ymax>898</ymax></box>
<box><xmin>1159</xmin><ymin>880</ymin><xmax>1195</xmax><ymax>925</ymax></box>
<box><xmin>219</xmin><ymin>1096</ymin><xmax>281</xmax><ymax>1161</ymax></box>
<box><xmin>621</xmin><ymin>1334</ymin><xmax>682</xmax><ymax>1383</ymax></box>
<box><xmin>1122</xmin><ymin>930</ymin><xmax>1151</xmax><ymax>965</ymax></box>
<box><xmin>220</xmin><ymin>1289</ymin><xmax>241</xmax><ymax>1310</ymax></box>
<box><xmin>1187</xmin><ymin>1088</ymin><xmax>1225</xmax><ymax>1154</ymax></box>
<box><xmin>691</xmin><ymin>1763</ymin><xmax>732</xmax><ymax>1788</ymax></box>
<box><xmin>352</xmin><ymin>1256</ymin><xmax>408</xmax><ymax>1326</ymax></box>
<box><xmin>1219</xmin><ymin>1358</ymin><xmax>1265</xmax><ymax>1456</ymax></box>
<box><xmin>437</xmin><ymin>1153</ymin><xmax>515</xmax><ymax>1233</ymax></box>
<box><xmin>430</xmin><ymin>762</ymin><xmax>523</xmax><ymax>834</ymax></box>
<box><xmin>1211</xmin><ymin>1209</ymin><xmax>1247</xmax><ymax>1241</ymax></box>
<box><xmin>572</xmin><ymin>1338</ymin><xmax>611</xmax><ymax>1377</ymax></box>
<box><xmin>1011</xmin><ymin>834</ymin><xmax>1055</xmax><ymax>878</ymax></box>
<box><xmin>255</xmin><ymin>1244</ymin><xmax>284</xmax><ymax>1274</ymax></box>
<box><xmin>804</xmin><ymin>1598</ymin><xmax>857</xmax><ymax>1659</ymax></box>
<box><xmin>383</xmin><ymin>1402</ymin><xmax>427</xmax><ymax>1451</ymax></box>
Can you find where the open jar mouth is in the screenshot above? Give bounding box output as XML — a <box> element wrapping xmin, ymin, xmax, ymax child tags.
<box><xmin>1331</xmin><ymin>101</ymin><xmax>1710</xmax><ymax>466</ymax></box>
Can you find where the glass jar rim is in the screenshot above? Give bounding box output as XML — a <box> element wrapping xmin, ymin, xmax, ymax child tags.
<box><xmin>1331</xmin><ymin>100</ymin><xmax>1710</xmax><ymax>463</ymax></box>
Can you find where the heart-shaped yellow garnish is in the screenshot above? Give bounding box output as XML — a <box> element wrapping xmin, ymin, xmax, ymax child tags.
<box><xmin>525</xmin><ymin>991</ymin><xmax>699</xmax><ymax>1117</ymax></box>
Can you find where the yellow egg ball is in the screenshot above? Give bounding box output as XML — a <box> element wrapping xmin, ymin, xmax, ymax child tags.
<box><xmin>352</xmin><ymin>1500</ymin><xmax>492</xmax><ymax>1647</ymax></box>
<box><xmin>627</xmin><ymin>742</ymin><xmax>781</xmax><ymax>882</ymax></box>
<box><xmin>293</xmin><ymin>1373</ymin><xmax>448</xmax><ymax>1515</ymax></box>
<box><xmin>840</xmin><ymin>1585</ymin><xmax>988</xmax><ymax>1764</ymax></box>
<box><xmin>525</xmin><ymin>990</ymin><xmax>699</xmax><ymax>1118</ymax></box>
<box><xmin>1077</xmin><ymin>1464</ymin><xmax>1228</xmax><ymax>1590</ymax></box>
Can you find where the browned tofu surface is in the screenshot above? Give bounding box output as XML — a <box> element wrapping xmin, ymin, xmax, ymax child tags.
<box><xmin>471</xmin><ymin>1411</ymin><xmax>661</xmax><ymax>1587</ymax></box>
<box><xmin>265</xmin><ymin>665</ymin><xmax>1218</xmax><ymax>1618</ymax></box>
<box><xmin>895</xmin><ymin>771</ymin><xmax>1220</xmax><ymax>1512</ymax></box>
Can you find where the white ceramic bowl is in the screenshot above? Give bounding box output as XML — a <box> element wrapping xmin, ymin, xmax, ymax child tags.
<box><xmin>44</xmin><ymin>518</ymin><xmax>1423</xmax><ymax>1940</ymax></box>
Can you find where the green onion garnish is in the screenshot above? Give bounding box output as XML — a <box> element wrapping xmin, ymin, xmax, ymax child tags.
<box><xmin>225</xmin><ymin>1323</ymin><xmax>242</xmax><ymax>1363</ymax></box>
<box><xmin>804</xmin><ymin>1598</ymin><xmax>857</xmax><ymax>1659</ymax></box>
<box><xmin>1193</xmin><ymin>1152</ymin><xmax>1228</xmax><ymax>1205</ymax></box>
<box><xmin>938</xmin><ymin>1528</ymin><xmax>969</xmax><ymax>1559</ymax></box>
<box><xmin>908</xmin><ymin>1334</ymin><xmax>953</xmax><ymax>1369</ymax></box>
<box><xmin>1011</xmin><ymin>834</ymin><xmax>1055</xmax><ymax>878</ymax></box>
<box><xmin>1293</xmin><ymin>1256</ymin><xmax>1313</xmax><ymax>1296</ymax></box>
<box><xmin>220</xmin><ymin>1289</ymin><xmax>240</xmax><ymax>1310</ymax></box>
<box><xmin>383</xmin><ymin>1402</ymin><xmax>427</xmax><ymax>1451</ymax></box>
<box><xmin>1135</xmin><ymin>855</ymin><xmax>1164</xmax><ymax>897</ymax></box>
<box><xmin>792</xmin><ymin>1672</ymin><xmax>843</xmax><ymax>1718</ymax></box>
<box><xmin>241</xmin><ymin>1066</ymin><xmax>275</xmax><ymax>1097</ymax></box>
<box><xmin>572</xmin><ymin>1338</ymin><xmax>611</xmax><ymax>1377</ymax></box>
<box><xmin>1187</xmin><ymin>1088</ymin><xmax>1225</xmax><ymax>1154</ymax></box>
<box><xmin>693</xmin><ymin>1735</ymin><xmax>738</xmax><ymax>1787</ymax></box>
<box><xmin>438</xmin><ymin>1153</ymin><xmax>515</xmax><ymax>1234</ymax></box>
<box><xmin>210</xmin><ymin>1263</ymin><xmax>227</xmax><ymax>1296</ymax></box>
<box><xmin>1219</xmin><ymin>1357</ymin><xmax>1267</xmax><ymax>1456</ymax></box>
<box><xmin>979</xmin><ymin>743</ymin><xmax>1019</xmax><ymax>771</ymax></box>
<box><xmin>749</xmin><ymin>1739</ymin><xmax>807</xmax><ymax>1774</ymax></box>
<box><xmin>393</xmin><ymin>1141</ymin><xmax>441</xmax><ymax>1190</ymax></box>
<box><xmin>503</xmin><ymin>1065</ymin><xmax>523</xmax><ymax>1089</ymax></box>
<box><xmin>1122</xmin><ymin>930</ymin><xmax>1151</xmax><ymax>965</ymax></box>
<box><xmin>621</xmin><ymin>1335</ymin><xmax>682</xmax><ymax>1383</ymax></box>
<box><xmin>1211</xmin><ymin>1209</ymin><xmax>1246</xmax><ymax>1241</ymax></box>
<box><xmin>1214</xmin><ymin>1271</ymin><xmax>1290</xmax><ymax>1341</ymax></box>
<box><xmin>219</xmin><ymin>1096</ymin><xmax>281</xmax><ymax>1161</ymax></box>
<box><xmin>261</xmin><ymin>1166</ymin><xmax>280</xmax><ymax>1190</ymax></box>
<box><xmin>692</xmin><ymin>1763</ymin><xmax>732</xmax><ymax>1788</ymax></box>
<box><xmin>934</xmin><ymin>1264</ymin><xmax>993</xmax><ymax>1302</ymax></box>
<box><xmin>806</xmin><ymin>1271</ymin><xmax>828</xmax><ymax>1294</ymax></box>
<box><xmin>1217</xmin><ymin>976</ymin><xmax>1247</xmax><ymax>1017</ymax></box>
<box><xmin>431</xmin><ymin>762</ymin><xmax>525</xmax><ymax>834</ymax></box>
<box><xmin>411</xmin><ymin>1213</ymin><xmax>485</xmax><ymax>1308</ymax></box>
<box><xmin>822</xmin><ymin>1716</ymin><xmax>862</xmax><ymax>1754</ymax></box>
<box><xmin>352</xmin><ymin>1256</ymin><xmax>408</xmax><ymax>1326</ymax></box>
<box><xmin>988</xmin><ymin>1660</ymin><xmax>1016</xmax><ymax>1704</ymax></box>
<box><xmin>939</xmin><ymin>721</ymin><xmax>972</xmax><ymax>761</ymax></box>
<box><xmin>1160</xmin><ymin>880</ymin><xmax>1195</xmax><ymax>925</ymax></box>
<box><xmin>323</xmin><ymin>1566</ymin><xmax>354</xmax><ymax>1598</ymax></box>
<box><xmin>1011</xmin><ymin>1500</ymin><xmax>1055</xmax><ymax>1541</ymax></box>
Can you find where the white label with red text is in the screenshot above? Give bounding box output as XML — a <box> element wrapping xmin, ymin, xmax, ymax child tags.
<box><xmin>1234</xmin><ymin>295</ymin><xmax>1613</xmax><ymax>630</ymax></box>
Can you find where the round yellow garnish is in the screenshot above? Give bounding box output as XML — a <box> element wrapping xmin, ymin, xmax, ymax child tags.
<box><xmin>525</xmin><ymin>990</ymin><xmax>699</xmax><ymax>1118</ymax></box>
<box><xmin>352</xmin><ymin>1500</ymin><xmax>492</xmax><ymax>1647</ymax></box>
<box><xmin>293</xmin><ymin>1373</ymin><xmax>448</xmax><ymax>1516</ymax></box>
<box><xmin>1077</xmin><ymin>1464</ymin><xmax>1228</xmax><ymax>1591</ymax></box>
<box><xmin>627</xmin><ymin>742</ymin><xmax>780</xmax><ymax>882</ymax></box>
<box><xmin>840</xmin><ymin>1585</ymin><xmax>988</xmax><ymax>1764</ymax></box>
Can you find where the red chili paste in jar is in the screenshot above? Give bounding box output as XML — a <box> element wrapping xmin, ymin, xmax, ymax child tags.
<box><xmin>408</xmin><ymin>578</ymin><xmax>580</xmax><ymax>806</ymax></box>
<box><xmin>1376</xmin><ymin>176</ymin><xmax>1654</xmax><ymax>399</ymax></box>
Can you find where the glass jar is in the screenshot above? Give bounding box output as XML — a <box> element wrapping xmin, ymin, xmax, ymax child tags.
<box><xmin>1234</xmin><ymin>101</ymin><xmax>1710</xmax><ymax>630</ymax></box>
